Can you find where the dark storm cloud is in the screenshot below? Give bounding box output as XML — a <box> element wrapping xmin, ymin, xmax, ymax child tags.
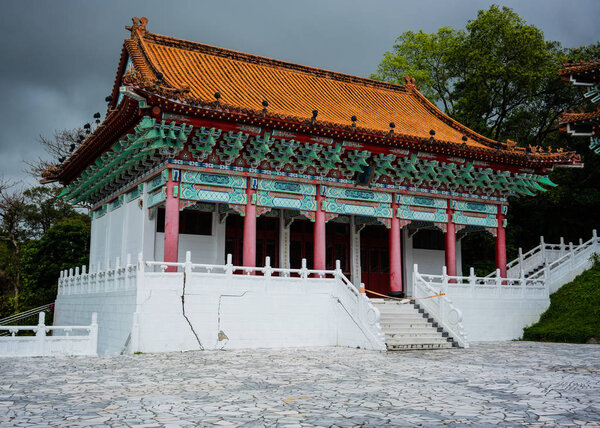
<box><xmin>1</xmin><ymin>0</ymin><xmax>598</xmax><ymax>184</ymax></box>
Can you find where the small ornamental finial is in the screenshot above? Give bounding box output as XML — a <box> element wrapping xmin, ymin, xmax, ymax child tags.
<box><xmin>126</xmin><ymin>16</ymin><xmax>149</xmax><ymax>34</ymax></box>
<box><xmin>404</xmin><ymin>75</ymin><xmax>417</xmax><ymax>90</ymax></box>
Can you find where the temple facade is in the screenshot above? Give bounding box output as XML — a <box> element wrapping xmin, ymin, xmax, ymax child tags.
<box><xmin>44</xmin><ymin>18</ymin><xmax>582</xmax><ymax>353</ymax></box>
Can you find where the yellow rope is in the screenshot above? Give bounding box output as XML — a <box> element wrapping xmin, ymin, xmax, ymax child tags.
<box><xmin>360</xmin><ymin>288</ymin><xmax>445</xmax><ymax>301</ymax></box>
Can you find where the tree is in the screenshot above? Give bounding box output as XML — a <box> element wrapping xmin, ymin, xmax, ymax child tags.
<box><xmin>0</xmin><ymin>179</ymin><xmax>28</xmax><ymax>298</ymax></box>
<box><xmin>25</xmin><ymin>128</ymin><xmax>84</xmax><ymax>178</ymax></box>
<box><xmin>19</xmin><ymin>216</ymin><xmax>90</xmax><ymax>310</ymax></box>
<box><xmin>371</xmin><ymin>27</ymin><xmax>462</xmax><ymax>115</ymax></box>
<box><xmin>0</xmin><ymin>181</ymin><xmax>82</xmax><ymax>304</ymax></box>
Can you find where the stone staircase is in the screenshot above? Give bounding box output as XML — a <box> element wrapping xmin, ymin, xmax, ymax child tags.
<box><xmin>371</xmin><ymin>299</ymin><xmax>456</xmax><ymax>350</ymax></box>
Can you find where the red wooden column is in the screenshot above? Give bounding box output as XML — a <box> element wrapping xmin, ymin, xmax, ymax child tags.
<box><xmin>314</xmin><ymin>185</ymin><xmax>326</xmax><ymax>273</ymax></box>
<box><xmin>496</xmin><ymin>206</ymin><xmax>507</xmax><ymax>277</ymax></box>
<box><xmin>243</xmin><ymin>179</ymin><xmax>257</xmax><ymax>268</ymax></box>
<box><xmin>445</xmin><ymin>200</ymin><xmax>457</xmax><ymax>277</ymax></box>
<box><xmin>389</xmin><ymin>196</ymin><xmax>402</xmax><ymax>293</ymax></box>
<box><xmin>164</xmin><ymin>168</ymin><xmax>180</xmax><ymax>272</ymax></box>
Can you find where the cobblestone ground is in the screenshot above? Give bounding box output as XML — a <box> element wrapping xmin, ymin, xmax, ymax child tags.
<box><xmin>0</xmin><ymin>342</ymin><xmax>599</xmax><ymax>427</ymax></box>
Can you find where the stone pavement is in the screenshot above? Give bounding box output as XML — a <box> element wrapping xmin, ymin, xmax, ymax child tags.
<box><xmin>0</xmin><ymin>342</ymin><xmax>599</xmax><ymax>427</ymax></box>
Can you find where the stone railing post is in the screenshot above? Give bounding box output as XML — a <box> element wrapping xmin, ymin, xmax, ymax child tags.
<box><xmin>569</xmin><ymin>242</ymin><xmax>575</xmax><ymax>269</ymax></box>
<box><xmin>560</xmin><ymin>237</ymin><xmax>566</xmax><ymax>256</ymax></box>
<box><xmin>89</xmin><ymin>312</ymin><xmax>98</xmax><ymax>356</ymax></box>
<box><xmin>540</xmin><ymin>236</ymin><xmax>546</xmax><ymax>263</ymax></box>
<box><xmin>300</xmin><ymin>258</ymin><xmax>308</xmax><ymax>280</ymax></box>
<box><xmin>334</xmin><ymin>259</ymin><xmax>342</xmax><ymax>280</ymax></box>
<box><xmin>184</xmin><ymin>251</ymin><xmax>192</xmax><ymax>277</ymax></box>
<box><xmin>264</xmin><ymin>256</ymin><xmax>272</xmax><ymax>278</ymax></box>
<box><xmin>495</xmin><ymin>268</ymin><xmax>502</xmax><ymax>295</ymax></box>
<box><xmin>36</xmin><ymin>312</ymin><xmax>46</xmax><ymax>356</ymax></box>
<box><xmin>469</xmin><ymin>267</ymin><xmax>476</xmax><ymax>293</ymax></box>
<box><xmin>518</xmin><ymin>247</ymin><xmax>524</xmax><ymax>275</ymax></box>
<box><xmin>225</xmin><ymin>253</ymin><xmax>233</xmax><ymax>276</ymax></box>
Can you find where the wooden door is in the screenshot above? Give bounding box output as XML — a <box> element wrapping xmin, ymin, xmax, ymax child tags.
<box><xmin>225</xmin><ymin>215</ymin><xmax>279</xmax><ymax>268</ymax></box>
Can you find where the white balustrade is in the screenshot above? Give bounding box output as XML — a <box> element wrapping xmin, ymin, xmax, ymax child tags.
<box><xmin>0</xmin><ymin>312</ymin><xmax>98</xmax><ymax>357</ymax></box>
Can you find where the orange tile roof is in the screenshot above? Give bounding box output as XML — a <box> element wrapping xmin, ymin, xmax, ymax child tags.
<box><xmin>123</xmin><ymin>17</ymin><xmax>501</xmax><ymax>151</ymax></box>
<box><xmin>559</xmin><ymin>109</ymin><xmax>600</xmax><ymax>124</ymax></box>
<box><xmin>559</xmin><ymin>59</ymin><xmax>600</xmax><ymax>76</ymax></box>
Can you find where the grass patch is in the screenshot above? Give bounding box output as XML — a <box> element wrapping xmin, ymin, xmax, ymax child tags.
<box><xmin>522</xmin><ymin>259</ymin><xmax>600</xmax><ymax>344</ymax></box>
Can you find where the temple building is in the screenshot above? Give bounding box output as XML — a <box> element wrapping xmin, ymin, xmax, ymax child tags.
<box><xmin>43</xmin><ymin>18</ymin><xmax>582</xmax><ymax>353</ymax></box>
<box><xmin>559</xmin><ymin>59</ymin><xmax>600</xmax><ymax>154</ymax></box>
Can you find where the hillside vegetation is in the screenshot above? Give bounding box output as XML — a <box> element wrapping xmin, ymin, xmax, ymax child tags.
<box><xmin>522</xmin><ymin>260</ymin><xmax>600</xmax><ymax>343</ymax></box>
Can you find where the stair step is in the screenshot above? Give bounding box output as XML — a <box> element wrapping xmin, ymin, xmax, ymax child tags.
<box><xmin>387</xmin><ymin>343</ymin><xmax>453</xmax><ymax>351</ymax></box>
<box><xmin>385</xmin><ymin>332</ymin><xmax>446</xmax><ymax>339</ymax></box>
<box><xmin>373</xmin><ymin>299</ymin><xmax>459</xmax><ymax>351</ymax></box>
<box><xmin>382</xmin><ymin>327</ymin><xmax>438</xmax><ymax>334</ymax></box>
<box><xmin>380</xmin><ymin>322</ymin><xmax>433</xmax><ymax>328</ymax></box>
<box><xmin>386</xmin><ymin>336</ymin><xmax>450</xmax><ymax>345</ymax></box>
<box><xmin>379</xmin><ymin>313</ymin><xmax>426</xmax><ymax>319</ymax></box>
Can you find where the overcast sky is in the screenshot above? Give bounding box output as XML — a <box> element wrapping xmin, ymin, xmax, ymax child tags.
<box><xmin>1</xmin><ymin>0</ymin><xmax>598</xmax><ymax>185</ymax></box>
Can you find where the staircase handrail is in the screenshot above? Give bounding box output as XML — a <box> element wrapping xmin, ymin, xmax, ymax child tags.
<box><xmin>484</xmin><ymin>229</ymin><xmax>598</xmax><ymax>279</ymax></box>
<box><xmin>529</xmin><ymin>234</ymin><xmax>599</xmax><ymax>280</ymax></box>
<box><xmin>0</xmin><ymin>303</ymin><xmax>54</xmax><ymax>326</ymax></box>
<box><xmin>412</xmin><ymin>265</ymin><xmax>469</xmax><ymax>348</ymax></box>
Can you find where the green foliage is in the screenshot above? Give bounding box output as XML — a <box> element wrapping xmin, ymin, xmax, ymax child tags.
<box><xmin>0</xmin><ymin>184</ymin><xmax>88</xmax><ymax>317</ymax></box>
<box><xmin>18</xmin><ymin>216</ymin><xmax>90</xmax><ymax>310</ymax></box>
<box><xmin>22</xmin><ymin>186</ymin><xmax>79</xmax><ymax>238</ymax></box>
<box><xmin>371</xmin><ymin>27</ymin><xmax>462</xmax><ymax>114</ymax></box>
<box><xmin>522</xmin><ymin>261</ymin><xmax>600</xmax><ymax>343</ymax></box>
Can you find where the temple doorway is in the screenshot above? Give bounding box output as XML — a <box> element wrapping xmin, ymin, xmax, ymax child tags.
<box><xmin>225</xmin><ymin>215</ymin><xmax>279</xmax><ymax>267</ymax></box>
<box><xmin>360</xmin><ymin>225</ymin><xmax>391</xmax><ymax>295</ymax></box>
<box><xmin>289</xmin><ymin>219</ymin><xmax>350</xmax><ymax>275</ymax></box>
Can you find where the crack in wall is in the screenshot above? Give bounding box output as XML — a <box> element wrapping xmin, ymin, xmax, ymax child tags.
<box><xmin>182</xmin><ymin>271</ymin><xmax>204</xmax><ymax>350</ymax></box>
<box><xmin>216</xmin><ymin>292</ymin><xmax>248</xmax><ymax>349</ymax></box>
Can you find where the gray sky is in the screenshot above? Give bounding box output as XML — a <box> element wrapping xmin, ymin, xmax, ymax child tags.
<box><xmin>1</xmin><ymin>0</ymin><xmax>598</xmax><ymax>185</ymax></box>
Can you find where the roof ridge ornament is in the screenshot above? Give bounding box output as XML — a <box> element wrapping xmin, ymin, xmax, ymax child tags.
<box><xmin>126</xmin><ymin>16</ymin><xmax>148</xmax><ymax>36</ymax></box>
<box><xmin>404</xmin><ymin>75</ymin><xmax>418</xmax><ymax>91</ymax></box>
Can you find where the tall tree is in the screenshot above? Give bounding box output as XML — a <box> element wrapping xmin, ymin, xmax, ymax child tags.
<box><xmin>371</xmin><ymin>27</ymin><xmax>462</xmax><ymax>115</ymax></box>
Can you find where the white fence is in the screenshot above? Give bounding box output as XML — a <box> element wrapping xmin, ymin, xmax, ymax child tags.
<box><xmin>0</xmin><ymin>312</ymin><xmax>98</xmax><ymax>357</ymax></box>
<box><xmin>529</xmin><ymin>233</ymin><xmax>600</xmax><ymax>294</ymax></box>
<box><xmin>55</xmin><ymin>253</ymin><xmax>385</xmax><ymax>354</ymax></box>
<box><xmin>489</xmin><ymin>229</ymin><xmax>599</xmax><ymax>282</ymax></box>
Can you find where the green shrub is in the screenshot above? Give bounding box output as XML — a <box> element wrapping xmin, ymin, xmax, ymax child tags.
<box><xmin>522</xmin><ymin>259</ymin><xmax>600</xmax><ymax>343</ymax></box>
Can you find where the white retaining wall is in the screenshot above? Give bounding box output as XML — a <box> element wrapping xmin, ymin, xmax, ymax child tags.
<box><xmin>449</xmin><ymin>296</ymin><xmax>549</xmax><ymax>341</ymax></box>
<box><xmin>55</xmin><ymin>258</ymin><xmax>386</xmax><ymax>355</ymax></box>
<box><xmin>413</xmin><ymin>267</ymin><xmax>550</xmax><ymax>344</ymax></box>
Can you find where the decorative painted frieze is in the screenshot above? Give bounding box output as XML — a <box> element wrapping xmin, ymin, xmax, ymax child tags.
<box><xmin>398</xmin><ymin>206</ymin><xmax>448</xmax><ymax>223</ymax></box>
<box><xmin>125</xmin><ymin>184</ymin><xmax>143</xmax><ymax>202</ymax></box>
<box><xmin>179</xmin><ymin>182</ymin><xmax>247</xmax><ymax>205</ymax></box>
<box><xmin>451</xmin><ymin>200</ymin><xmax>497</xmax><ymax>214</ymax></box>
<box><xmin>92</xmin><ymin>204</ymin><xmax>107</xmax><ymax>219</ymax></box>
<box><xmin>108</xmin><ymin>195</ymin><xmax>124</xmax><ymax>211</ymax></box>
<box><xmin>326</xmin><ymin>186</ymin><xmax>392</xmax><ymax>203</ymax></box>
<box><xmin>453</xmin><ymin>211</ymin><xmax>498</xmax><ymax>228</ymax></box>
<box><xmin>258</xmin><ymin>179</ymin><xmax>316</xmax><ymax>195</ymax></box>
<box><xmin>180</xmin><ymin>171</ymin><xmax>246</xmax><ymax>189</ymax></box>
<box><xmin>147</xmin><ymin>174</ymin><xmax>166</xmax><ymax>192</ymax></box>
<box><xmin>398</xmin><ymin>194</ymin><xmax>447</xmax><ymax>209</ymax></box>
<box><xmin>256</xmin><ymin>192</ymin><xmax>316</xmax><ymax>211</ymax></box>
<box><xmin>147</xmin><ymin>188</ymin><xmax>166</xmax><ymax>208</ymax></box>
<box><xmin>324</xmin><ymin>198</ymin><xmax>393</xmax><ymax>218</ymax></box>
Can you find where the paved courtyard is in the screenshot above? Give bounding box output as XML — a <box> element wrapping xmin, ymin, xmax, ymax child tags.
<box><xmin>0</xmin><ymin>342</ymin><xmax>599</xmax><ymax>427</ymax></box>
